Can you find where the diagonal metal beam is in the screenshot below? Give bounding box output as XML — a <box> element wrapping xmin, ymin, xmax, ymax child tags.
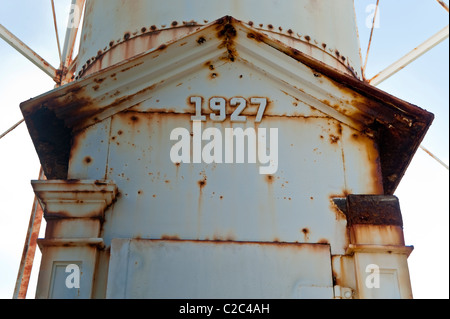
<box><xmin>369</xmin><ymin>24</ymin><xmax>449</xmax><ymax>86</ymax></box>
<box><xmin>363</xmin><ymin>0</ymin><xmax>380</xmax><ymax>76</ymax></box>
<box><xmin>13</xmin><ymin>168</ymin><xmax>45</xmax><ymax>299</ymax></box>
<box><xmin>0</xmin><ymin>23</ymin><xmax>59</xmax><ymax>82</ymax></box>
<box><xmin>60</xmin><ymin>0</ymin><xmax>85</xmax><ymax>71</ymax></box>
<box><xmin>436</xmin><ymin>0</ymin><xmax>449</xmax><ymax>12</ymax></box>
<box><xmin>0</xmin><ymin>118</ymin><xmax>24</xmax><ymax>141</ymax></box>
<box><xmin>420</xmin><ymin>145</ymin><xmax>449</xmax><ymax>170</ymax></box>
<box><xmin>51</xmin><ymin>0</ymin><xmax>62</xmax><ymax>63</ymax></box>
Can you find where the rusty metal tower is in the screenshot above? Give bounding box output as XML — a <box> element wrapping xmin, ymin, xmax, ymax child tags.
<box><xmin>1</xmin><ymin>0</ymin><xmax>447</xmax><ymax>299</ymax></box>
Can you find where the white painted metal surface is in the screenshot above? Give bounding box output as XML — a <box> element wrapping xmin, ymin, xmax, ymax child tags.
<box><xmin>76</xmin><ymin>0</ymin><xmax>362</xmax><ymax>79</ymax></box>
<box><xmin>107</xmin><ymin>239</ymin><xmax>334</xmax><ymax>298</ymax></box>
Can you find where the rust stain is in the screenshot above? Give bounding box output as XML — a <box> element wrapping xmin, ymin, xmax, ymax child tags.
<box><xmin>83</xmin><ymin>156</ymin><xmax>92</xmax><ymax>165</ymax></box>
<box><xmin>265</xmin><ymin>175</ymin><xmax>274</xmax><ymax>184</ymax></box>
<box><xmin>331</xmin><ymin>255</ymin><xmax>355</xmax><ymax>288</ymax></box>
<box><xmin>329</xmin><ymin>198</ymin><xmax>347</xmax><ymax>223</ymax></box>
<box><xmin>157</xmin><ymin>43</ymin><xmax>167</xmax><ymax>51</ymax></box>
<box><xmin>345</xmin><ymin>194</ymin><xmax>403</xmax><ymax>226</ymax></box>
<box><xmin>44</xmin><ymin>208</ymin><xmax>104</xmax><ymax>220</ymax></box>
<box><xmin>217</xmin><ymin>17</ymin><xmax>238</xmax><ymax>62</ymax></box>
<box><xmin>141</xmin><ymin>238</ymin><xmax>331</xmax><ymax>251</ymax></box>
<box><xmin>204</xmin><ymin>61</ymin><xmax>215</xmax><ymax>70</ymax></box>
<box><xmin>336</xmin><ymin>123</ymin><xmax>343</xmax><ymax>135</ymax></box>
<box><xmin>130</xmin><ymin>115</ymin><xmax>139</xmax><ymax>123</ymax></box>
<box><xmin>16</xmin><ymin>191</ymin><xmax>43</xmax><ymax>298</ymax></box>
<box><xmin>197</xmin><ymin>172</ymin><xmax>207</xmax><ymax>235</ymax></box>
<box><xmin>212</xmin><ymin>233</ymin><xmax>236</xmax><ymax>242</ymax></box>
<box><xmin>301</xmin><ymin>228</ymin><xmax>310</xmax><ymax>242</ymax></box>
<box><xmin>119</xmin><ymin>61</ymin><xmax>145</xmax><ymax>73</ymax></box>
<box><xmin>329</xmin><ymin>134</ymin><xmax>340</xmax><ymax>144</ymax></box>
<box><xmin>197</xmin><ymin>36</ymin><xmax>206</xmax><ymax>45</ymax></box>
<box><xmin>161</xmin><ymin>234</ymin><xmax>180</xmax><ymax>240</ymax></box>
<box><xmin>350</xmin><ymin>225</ymin><xmax>405</xmax><ymax>247</ymax></box>
<box><xmin>198</xmin><ymin>177</ymin><xmax>207</xmax><ymax>188</ymax></box>
<box><xmin>247</xmin><ymin>32</ymin><xmax>264</xmax><ymax>42</ymax></box>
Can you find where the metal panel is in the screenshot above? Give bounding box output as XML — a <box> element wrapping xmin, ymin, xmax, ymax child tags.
<box><xmin>353</xmin><ymin>252</ymin><xmax>413</xmax><ymax>299</ymax></box>
<box><xmin>101</xmin><ymin>112</ymin><xmax>349</xmax><ymax>254</ymax></box>
<box><xmin>77</xmin><ymin>0</ymin><xmax>362</xmax><ymax>78</ymax></box>
<box><xmin>35</xmin><ymin>245</ymin><xmax>98</xmax><ymax>299</ymax></box>
<box><xmin>107</xmin><ymin>239</ymin><xmax>334</xmax><ymax>299</ymax></box>
<box><xmin>68</xmin><ymin>118</ymin><xmax>111</xmax><ymax>180</ymax></box>
<box><xmin>339</xmin><ymin>124</ymin><xmax>384</xmax><ymax>194</ymax></box>
<box><xmin>48</xmin><ymin>261</ymin><xmax>82</xmax><ymax>299</ymax></box>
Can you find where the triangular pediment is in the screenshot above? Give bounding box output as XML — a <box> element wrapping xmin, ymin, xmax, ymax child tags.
<box><xmin>20</xmin><ymin>16</ymin><xmax>433</xmax><ymax>194</ymax></box>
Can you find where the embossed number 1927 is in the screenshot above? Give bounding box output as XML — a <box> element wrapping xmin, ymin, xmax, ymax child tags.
<box><xmin>190</xmin><ymin>96</ymin><xmax>267</xmax><ymax>123</ymax></box>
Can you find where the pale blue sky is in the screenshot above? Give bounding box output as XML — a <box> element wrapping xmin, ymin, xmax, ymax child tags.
<box><xmin>0</xmin><ymin>0</ymin><xmax>448</xmax><ymax>299</ymax></box>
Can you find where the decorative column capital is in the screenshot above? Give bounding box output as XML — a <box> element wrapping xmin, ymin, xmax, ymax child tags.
<box><xmin>31</xmin><ymin>179</ymin><xmax>118</xmax><ymax>220</ymax></box>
